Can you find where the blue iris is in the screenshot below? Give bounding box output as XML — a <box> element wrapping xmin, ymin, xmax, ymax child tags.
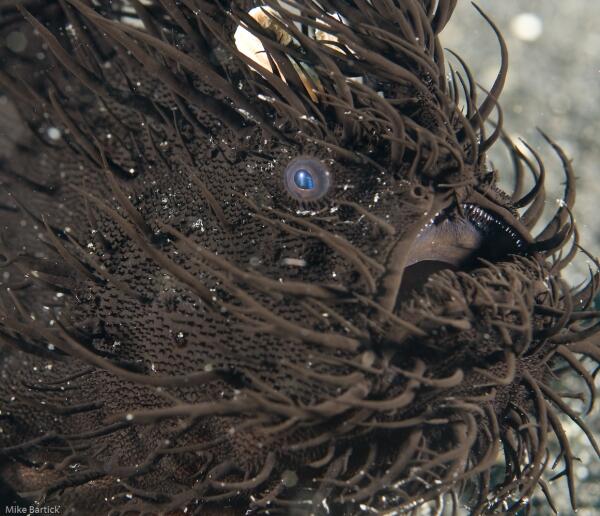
<box><xmin>293</xmin><ymin>169</ymin><xmax>315</xmax><ymax>190</ymax></box>
<box><xmin>284</xmin><ymin>157</ymin><xmax>331</xmax><ymax>202</ymax></box>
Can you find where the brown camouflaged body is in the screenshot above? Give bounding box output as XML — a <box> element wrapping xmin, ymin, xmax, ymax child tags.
<box><xmin>0</xmin><ymin>1</ymin><xmax>598</xmax><ymax>515</ymax></box>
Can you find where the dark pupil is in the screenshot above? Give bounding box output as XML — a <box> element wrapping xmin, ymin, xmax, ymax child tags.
<box><xmin>293</xmin><ymin>169</ymin><xmax>315</xmax><ymax>190</ymax></box>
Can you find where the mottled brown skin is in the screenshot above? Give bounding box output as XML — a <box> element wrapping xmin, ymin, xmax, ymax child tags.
<box><xmin>0</xmin><ymin>1</ymin><xmax>599</xmax><ymax>515</ymax></box>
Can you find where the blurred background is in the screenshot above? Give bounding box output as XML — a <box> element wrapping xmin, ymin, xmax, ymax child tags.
<box><xmin>443</xmin><ymin>0</ymin><xmax>600</xmax><ymax>286</ymax></box>
<box><xmin>442</xmin><ymin>2</ymin><xmax>600</xmax><ymax>514</ymax></box>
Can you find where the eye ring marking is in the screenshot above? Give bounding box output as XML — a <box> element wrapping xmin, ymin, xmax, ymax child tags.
<box><xmin>283</xmin><ymin>157</ymin><xmax>332</xmax><ymax>202</ymax></box>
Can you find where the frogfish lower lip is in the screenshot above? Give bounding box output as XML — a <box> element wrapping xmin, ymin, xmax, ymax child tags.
<box><xmin>406</xmin><ymin>215</ymin><xmax>483</xmax><ymax>268</ymax></box>
<box><xmin>399</xmin><ymin>204</ymin><xmax>528</xmax><ymax>301</ymax></box>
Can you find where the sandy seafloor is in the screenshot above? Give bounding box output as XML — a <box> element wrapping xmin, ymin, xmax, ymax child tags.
<box><xmin>442</xmin><ymin>2</ymin><xmax>600</xmax><ymax>514</ymax></box>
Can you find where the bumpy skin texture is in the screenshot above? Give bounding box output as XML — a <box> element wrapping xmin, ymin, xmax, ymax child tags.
<box><xmin>0</xmin><ymin>1</ymin><xmax>598</xmax><ymax>515</ymax></box>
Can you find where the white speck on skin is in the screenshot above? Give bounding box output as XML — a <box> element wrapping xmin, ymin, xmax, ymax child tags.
<box><xmin>282</xmin><ymin>257</ymin><xmax>307</xmax><ymax>267</ymax></box>
<box><xmin>281</xmin><ymin>470</ymin><xmax>298</xmax><ymax>488</ymax></box>
<box><xmin>6</xmin><ymin>31</ymin><xmax>27</xmax><ymax>53</ymax></box>
<box><xmin>46</xmin><ymin>127</ymin><xmax>61</xmax><ymax>141</ymax></box>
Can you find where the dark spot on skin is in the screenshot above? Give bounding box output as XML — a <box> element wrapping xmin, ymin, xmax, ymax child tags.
<box><xmin>0</xmin><ymin>1</ymin><xmax>598</xmax><ymax>515</ymax></box>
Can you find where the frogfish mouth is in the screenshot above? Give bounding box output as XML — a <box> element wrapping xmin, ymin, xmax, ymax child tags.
<box><xmin>0</xmin><ymin>1</ymin><xmax>598</xmax><ymax>515</ymax></box>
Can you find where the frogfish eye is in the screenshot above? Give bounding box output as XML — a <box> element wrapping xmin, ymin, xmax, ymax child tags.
<box><xmin>294</xmin><ymin>169</ymin><xmax>315</xmax><ymax>189</ymax></box>
<box><xmin>284</xmin><ymin>157</ymin><xmax>331</xmax><ymax>202</ymax></box>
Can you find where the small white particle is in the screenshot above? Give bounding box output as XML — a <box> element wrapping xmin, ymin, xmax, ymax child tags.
<box><xmin>46</xmin><ymin>127</ymin><xmax>61</xmax><ymax>141</ymax></box>
<box><xmin>510</xmin><ymin>13</ymin><xmax>543</xmax><ymax>42</ymax></box>
<box><xmin>6</xmin><ymin>31</ymin><xmax>27</xmax><ymax>53</ymax></box>
<box><xmin>282</xmin><ymin>257</ymin><xmax>307</xmax><ymax>267</ymax></box>
<box><xmin>281</xmin><ymin>470</ymin><xmax>298</xmax><ymax>488</ymax></box>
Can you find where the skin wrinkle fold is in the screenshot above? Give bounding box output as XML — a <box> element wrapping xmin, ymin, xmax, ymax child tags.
<box><xmin>0</xmin><ymin>1</ymin><xmax>598</xmax><ymax>515</ymax></box>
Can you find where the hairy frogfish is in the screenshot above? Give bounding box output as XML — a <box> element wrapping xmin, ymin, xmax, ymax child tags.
<box><xmin>0</xmin><ymin>1</ymin><xmax>598</xmax><ymax>515</ymax></box>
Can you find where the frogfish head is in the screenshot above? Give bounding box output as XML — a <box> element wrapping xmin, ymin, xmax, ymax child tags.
<box><xmin>0</xmin><ymin>1</ymin><xmax>598</xmax><ymax>515</ymax></box>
